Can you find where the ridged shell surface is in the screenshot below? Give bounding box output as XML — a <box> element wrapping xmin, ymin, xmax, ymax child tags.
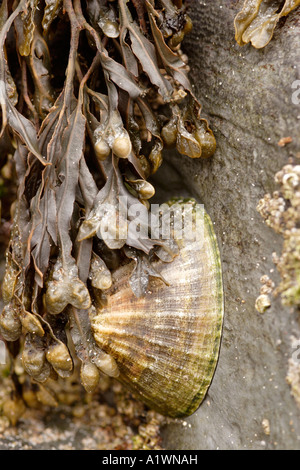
<box><xmin>92</xmin><ymin>200</ymin><xmax>223</xmax><ymax>418</ymax></box>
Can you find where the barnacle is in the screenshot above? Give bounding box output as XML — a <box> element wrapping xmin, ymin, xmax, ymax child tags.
<box><xmin>0</xmin><ymin>0</ymin><xmax>221</xmax><ymax>422</ymax></box>
<box><xmin>257</xmin><ymin>164</ymin><xmax>300</xmax><ymax>308</ymax></box>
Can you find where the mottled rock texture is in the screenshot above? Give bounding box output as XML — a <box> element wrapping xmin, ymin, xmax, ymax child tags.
<box><xmin>158</xmin><ymin>0</ymin><xmax>300</xmax><ymax>450</ymax></box>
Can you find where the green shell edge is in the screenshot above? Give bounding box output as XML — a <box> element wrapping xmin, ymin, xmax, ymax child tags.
<box><xmin>164</xmin><ymin>199</ymin><xmax>224</xmax><ymax>419</ymax></box>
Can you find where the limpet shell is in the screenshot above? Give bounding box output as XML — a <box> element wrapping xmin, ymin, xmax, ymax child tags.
<box><xmin>92</xmin><ymin>200</ymin><xmax>223</xmax><ymax>418</ymax></box>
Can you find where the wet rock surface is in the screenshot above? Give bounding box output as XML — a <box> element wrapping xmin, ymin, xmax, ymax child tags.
<box><xmin>158</xmin><ymin>0</ymin><xmax>300</xmax><ymax>450</ymax></box>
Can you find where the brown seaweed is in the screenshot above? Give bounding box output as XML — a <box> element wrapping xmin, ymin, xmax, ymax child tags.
<box><xmin>235</xmin><ymin>0</ymin><xmax>300</xmax><ymax>49</ymax></box>
<box><xmin>0</xmin><ymin>0</ymin><xmax>217</xmax><ymax>404</ymax></box>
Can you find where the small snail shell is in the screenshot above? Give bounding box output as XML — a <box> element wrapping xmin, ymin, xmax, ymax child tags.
<box><xmin>112</xmin><ymin>135</ymin><xmax>132</xmax><ymax>159</ymax></box>
<box><xmin>169</xmin><ymin>30</ymin><xmax>185</xmax><ymax>48</ymax></box>
<box><xmin>80</xmin><ymin>362</ymin><xmax>100</xmax><ymax>393</ymax></box>
<box><xmin>94</xmin><ymin>138</ymin><xmax>111</xmax><ymax>161</ymax></box>
<box><xmin>92</xmin><ymin>199</ymin><xmax>223</xmax><ymax>418</ymax></box>
<box><xmin>161</xmin><ymin>121</ymin><xmax>177</xmax><ymax>148</ymax></box>
<box><xmin>0</xmin><ymin>303</ymin><xmax>22</xmax><ymax>341</ymax></box>
<box><xmin>92</xmin><ymin>351</ymin><xmax>120</xmax><ymax>378</ymax></box>
<box><xmin>46</xmin><ymin>342</ymin><xmax>73</xmax><ymax>378</ymax></box>
<box><xmin>194</xmin><ymin>128</ymin><xmax>217</xmax><ymax>159</ymax></box>
<box><xmin>89</xmin><ymin>253</ymin><xmax>112</xmax><ymax>290</ymax></box>
<box><xmin>22</xmin><ymin>334</ymin><xmax>51</xmax><ymax>382</ymax></box>
<box><xmin>20</xmin><ymin>310</ymin><xmax>44</xmax><ymax>337</ymax></box>
<box><xmin>183</xmin><ymin>15</ymin><xmax>193</xmax><ymax>34</ymax></box>
<box><xmin>3</xmin><ymin>398</ymin><xmax>26</xmax><ymax>427</ymax></box>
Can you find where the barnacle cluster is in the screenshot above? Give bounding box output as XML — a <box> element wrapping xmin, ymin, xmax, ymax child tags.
<box><xmin>0</xmin><ymin>0</ymin><xmax>217</xmax><ymax>420</ymax></box>
<box><xmin>258</xmin><ymin>162</ymin><xmax>300</xmax><ymax>409</ymax></box>
<box><xmin>257</xmin><ymin>163</ymin><xmax>300</xmax><ymax>308</ymax></box>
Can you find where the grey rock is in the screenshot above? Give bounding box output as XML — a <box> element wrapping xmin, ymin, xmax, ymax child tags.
<box><xmin>157</xmin><ymin>0</ymin><xmax>300</xmax><ymax>450</ymax></box>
